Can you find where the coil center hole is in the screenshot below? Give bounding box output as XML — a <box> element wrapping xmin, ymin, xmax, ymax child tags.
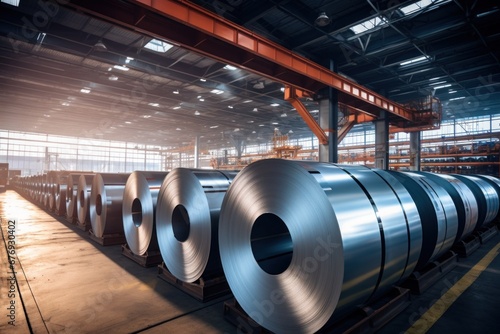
<box><xmin>172</xmin><ymin>204</ymin><xmax>190</xmax><ymax>242</ymax></box>
<box><xmin>95</xmin><ymin>194</ymin><xmax>103</xmax><ymax>216</ymax></box>
<box><xmin>131</xmin><ymin>198</ymin><xmax>143</xmax><ymax>228</ymax></box>
<box><xmin>251</xmin><ymin>213</ymin><xmax>293</xmax><ymax>275</ymax></box>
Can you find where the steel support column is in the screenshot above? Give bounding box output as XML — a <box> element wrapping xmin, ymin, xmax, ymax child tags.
<box><xmin>318</xmin><ymin>84</ymin><xmax>338</xmax><ymax>162</ymax></box>
<box><xmin>374</xmin><ymin>111</ymin><xmax>389</xmax><ymax>170</ymax></box>
<box><xmin>409</xmin><ymin>131</ymin><xmax>421</xmax><ymax>171</ymax></box>
<box><xmin>194</xmin><ymin>135</ymin><xmax>200</xmax><ymax>169</ymax></box>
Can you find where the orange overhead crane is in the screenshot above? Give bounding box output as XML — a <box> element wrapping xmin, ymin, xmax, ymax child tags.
<box><xmin>66</xmin><ymin>0</ymin><xmax>440</xmax><ymax>141</ymax></box>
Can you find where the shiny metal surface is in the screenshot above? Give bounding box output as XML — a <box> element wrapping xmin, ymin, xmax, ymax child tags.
<box><xmin>66</xmin><ymin>173</ymin><xmax>82</xmax><ymax>220</ymax></box>
<box><xmin>90</xmin><ymin>173</ymin><xmax>130</xmax><ymax>238</ymax></box>
<box><xmin>76</xmin><ymin>174</ymin><xmax>96</xmax><ymax>226</ymax></box>
<box><xmin>122</xmin><ymin>171</ymin><xmax>168</xmax><ymax>256</ymax></box>
<box><xmin>390</xmin><ymin>172</ymin><xmax>458</xmax><ymax>270</ymax></box>
<box><xmin>55</xmin><ymin>174</ymin><xmax>69</xmax><ymax>214</ymax></box>
<box><xmin>219</xmin><ymin>159</ymin><xmax>425</xmax><ymax>333</ymax></box>
<box><xmin>454</xmin><ymin>174</ymin><xmax>499</xmax><ymax>228</ymax></box>
<box><xmin>475</xmin><ymin>175</ymin><xmax>500</xmax><ymax>221</ymax></box>
<box><xmin>156</xmin><ymin>168</ymin><xmax>237</xmax><ymax>283</ymax></box>
<box><xmin>420</xmin><ymin>172</ymin><xmax>478</xmax><ymax>242</ymax></box>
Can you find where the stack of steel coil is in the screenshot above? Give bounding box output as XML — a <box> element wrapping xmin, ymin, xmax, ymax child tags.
<box><xmin>156</xmin><ymin>168</ymin><xmax>238</xmax><ymax>282</ymax></box>
<box><xmin>76</xmin><ymin>174</ymin><xmax>96</xmax><ymax>228</ymax></box>
<box><xmin>90</xmin><ymin>173</ymin><xmax>131</xmax><ymax>238</ymax></box>
<box><xmin>122</xmin><ymin>171</ymin><xmax>168</xmax><ymax>256</ymax></box>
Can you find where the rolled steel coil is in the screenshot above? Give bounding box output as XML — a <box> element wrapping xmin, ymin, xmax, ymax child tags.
<box><xmin>219</xmin><ymin>160</ymin><xmax>423</xmax><ymax>333</ymax></box>
<box><xmin>122</xmin><ymin>171</ymin><xmax>168</xmax><ymax>256</ymax></box>
<box><xmin>156</xmin><ymin>168</ymin><xmax>238</xmax><ymax>283</ymax></box>
<box><xmin>90</xmin><ymin>173</ymin><xmax>130</xmax><ymax>238</ymax></box>
<box><xmin>77</xmin><ymin>174</ymin><xmax>96</xmax><ymax>227</ymax></box>
<box><xmin>48</xmin><ymin>171</ymin><xmax>70</xmax><ymax>212</ymax></box>
<box><xmin>389</xmin><ymin>171</ymin><xmax>458</xmax><ymax>270</ymax></box>
<box><xmin>453</xmin><ymin>174</ymin><xmax>499</xmax><ymax>228</ymax></box>
<box><xmin>66</xmin><ymin>173</ymin><xmax>94</xmax><ymax>222</ymax></box>
<box><xmin>55</xmin><ymin>174</ymin><xmax>69</xmax><ymax>215</ymax></box>
<box><xmin>418</xmin><ymin>172</ymin><xmax>478</xmax><ymax>242</ymax></box>
<box><xmin>473</xmin><ymin>175</ymin><xmax>500</xmax><ymax>222</ymax></box>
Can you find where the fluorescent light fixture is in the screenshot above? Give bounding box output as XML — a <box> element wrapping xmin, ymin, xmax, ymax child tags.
<box><xmin>43</xmin><ymin>114</ymin><xmax>50</xmax><ymax>118</ymax></box>
<box><xmin>108</xmin><ymin>75</ymin><xmax>119</xmax><ymax>81</ymax></box>
<box><xmin>234</xmin><ymin>128</ymin><xmax>240</xmax><ymax>132</ymax></box>
<box><xmin>429</xmin><ymin>81</ymin><xmax>447</xmax><ymax>85</ymax></box>
<box><xmin>270</xmin><ymin>103</ymin><xmax>280</xmax><ymax>107</ymax></box>
<box><xmin>125</xmin><ymin>56</ymin><xmax>134</xmax><ymax>64</ymax></box>
<box><xmin>280</xmin><ymin>87</ymin><xmax>285</xmax><ymax>92</ymax></box>
<box><xmin>200</xmin><ymin>78</ymin><xmax>207</xmax><ymax>82</ymax></box>
<box><xmin>310</xmin><ymin>109</ymin><xmax>319</xmax><ymax>113</ymax></box>
<box><xmin>125</xmin><ymin>121</ymin><xmax>132</xmax><ymax>124</ymax></box>
<box><xmin>243</xmin><ymin>99</ymin><xmax>253</xmax><ymax>103</ymax></box>
<box><xmin>80</xmin><ymin>87</ymin><xmax>91</xmax><ymax>94</ymax></box>
<box><xmin>1</xmin><ymin>0</ymin><xmax>20</xmax><ymax>6</ymax></box>
<box><xmin>144</xmin><ymin>38</ymin><xmax>174</xmax><ymax>53</ymax></box>
<box><xmin>449</xmin><ymin>96</ymin><xmax>465</xmax><ymax>101</ymax></box>
<box><xmin>224</xmin><ymin>65</ymin><xmax>237</xmax><ymax>70</ymax></box>
<box><xmin>477</xmin><ymin>8</ymin><xmax>500</xmax><ymax>18</ymax></box>
<box><xmin>448</xmin><ymin>90</ymin><xmax>457</xmax><ymax>93</ymax></box>
<box><xmin>350</xmin><ymin>16</ymin><xmax>387</xmax><ymax>35</ymax></box>
<box><xmin>247</xmin><ymin>120</ymin><xmax>254</xmax><ymax>123</ymax></box>
<box><xmin>173</xmin><ymin>90</ymin><xmax>179</xmax><ymax>94</ymax></box>
<box><xmin>288</xmin><ymin>130</ymin><xmax>294</xmax><ymax>134</ymax></box>
<box><xmin>272</xmin><ymin>122</ymin><xmax>279</xmax><ymax>125</ymax></box>
<box><xmin>108</xmin><ymin>67</ymin><xmax>113</xmax><ymax>71</ymax></box>
<box><xmin>142</xmin><ymin>115</ymin><xmax>151</xmax><ymax>118</ymax></box>
<box><xmin>173</xmin><ymin>106</ymin><xmax>181</xmax><ymax>110</ymax></box>
<box><xmin>148</xmin><ymin>102</ymin><xmax>160</xmax><ymax>107</ymax></box>
<box><xmin>113</xmin><ymin>65</ymin><xmax>129</xmax><ymax>71</ymax></box>
<box><xmin>199</xmin><ymin>98</ymin><xmax>205</xmax><ymax>102</ymax></box>
<box><xmin>259</xmin><ymin>124</ymin><xmax>265</xmax><ymax>127</ymax></box>
<box><xmin>252</xmin><ymin>130</ymin><xmax>256</xmax><ymax>133</ymax></box>
<box><xmin>252</xmin><ymin>108</ymin><xmax>258</xmax><ymax>112</ymax></box>
<box><xmin>429</xmin><ymin>77</ymin><xmax>441</xmax><ymax>81</ymax></box>
<box><xmin>194</xmin><ymin>110</ymin><xmax>201</xmax><ymax>115</ymax></box>
<box><xmin>210</xmin><ymin>125</ymin><xmax>219</xmax><ymax>129</ymax></box>
<box><xmin>176</xmin><ymin>128</ymin><xmax>181</xmax><ymax>131</ymax></box>
<box><xmin>62</xmin><ymin>101</ymin><xmax>70</xmax><ymax>106</ymax></box>
<box><xmin>280</xmin><ymin>113</ymin><xmax>287</xmax><ymax>117</ymax></box>
<box><xmin>228</xmin><ymin>105</ymin><xmax>233</xmax><ymax>109</ymax></box>
<box><xmin>433</xmin><ymin>84</ymin><xmax>452</xmax><ymax>89</ymax></box>
<box><xmin>211</xmin><ymin>89</ymin><xmax>224</xmax><ymax>94</ymax></box>
<box><xmin>399</xmin><ymin>55</ymin><xmax>430</xmax><ymax>66</ymax></box>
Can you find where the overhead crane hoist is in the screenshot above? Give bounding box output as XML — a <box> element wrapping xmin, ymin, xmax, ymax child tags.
<box><xmin>65</xmin><ymin>0</ymin><xmax>442</xmax><ymax>145</ymax></box>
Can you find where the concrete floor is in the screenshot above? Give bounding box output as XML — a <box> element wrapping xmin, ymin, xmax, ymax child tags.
<box><xmin>1</xmin><ymin>190</ymin><xmax>500</xmax><ymax>333</ymax></box>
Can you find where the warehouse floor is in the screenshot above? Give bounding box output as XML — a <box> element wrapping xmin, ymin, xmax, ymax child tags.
<box><xmin>1</xmin><ymin>190</ymin><xmax>500</xmax><ymax>333</ymax></box>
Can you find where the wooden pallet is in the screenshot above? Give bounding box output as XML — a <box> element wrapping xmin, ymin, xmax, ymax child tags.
<box><xmin>157</xmin><ymin>262</ymin><xmax>231</xmax><ymax>302</ymax></box>
<box><xmin>121</xmin><ymin>244</ymin><xmax>162</xmax><ymax>267</ymax></box>
<box><xmin>223</xmin><ymin>286</ymin><xmax>411</xmax><ymax>334</ymax></box>
<box><xmin>88</xmin><ymin>229</ymin><xmax>126</xmax><ymax>246</ymax></box>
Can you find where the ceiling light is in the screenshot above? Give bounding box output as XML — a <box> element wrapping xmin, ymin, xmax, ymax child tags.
<box><xmin>210</xmin><ymin>125</ymin><xmax>219</xmax><ymax>129</ymax></box>
<box><xmin>173</xmin><ymin>106</ymin><xmax>181</xmax><ymax>110</ymax></box>
<box><xmin>211</xmin><ymin>89</ymin><xmax>224</xmax><ymax>94</ymax></box>
<box><xmin>125</xmin><ymin>121</ymin><xmax>132</xmax><ymax>124</ymax></box>
<box><xmin>399</xmin><ymin>55</ymin><xmax>430</xmax><ymax>66</ymax></box>
<box><xmin>247</xmin><ymin>120</ymin><xmax>254</xmax><ymax>123</ymax></box>
<box><xmin>270</xmin><ymin>103</ymin><xmax>280</xmax><ymax>107</ymax></box>
<box><xmin>243</xmin><ymin>100</ymin><xmax>253</xmax><ymax>103</ymax></box>
<box><xmin>194</xmin><ymin>110</ymin><xmax>201</xmax><ymax>115</ymax></box>
<box><xmin>125</xmin><ymin>57</ymin><xmax>134</xmax><ymax>63</ymax></box>
<box><xmin>199</xmin><ymin>98</ymin><xmax>205</xmax><ymax>102</ymax></box>
<box><xmin>94</xmin><ymin>40</ymin><xmax>107</xmax><ymax>52</ymax></box>
<box><xmin>200</xmin><ymin>78</ymin><xmax>207</xmax><ymax>82</ymax></box>
<box><xmin>108</xmin><ymin>75</ymin><xmax>119</xmax><ymax>81</ymax></box>
<box><xmin>113</xmin><ymin>65</ymin><xmax>129</xmax><ymax>71</ymax></box>
<box><xmin>173</xmin><ymin>90</ymin><xmax>179</xmax><ymax>94</ymax></box>
<box><xmin>228</xmin><ymin>105</ymin><xmax>233</xmax><ymax>109</ymax></box>
<box><xmin>433</xmin><ymin>84</ymin><xmax>452</xmax><ymax>89</ymax></box>
<box><xmin>176</xmin><ymin>128</ymin><xmax>181</xmax><ymax>130</ymax></box>
<box><xmin>252</xmin><ymin>130</ymin><xmax>256</xmax><ymax>134</ymax></box>
<box><xmin>288</xmin><ymin>130</ymin><xmax>294</xmax><ymax>134</ymax></box>
<box><xmin>252</xmin><ymin>108</ymin><xmax>258</xmax><ymax>112</ymax></box>
<box><xmin>448</xmin><ymin>90</ymin><xmax>457</xmax><ymax>93</ymax></box>
<box><xmin>280</xmin><ymin>87</ymin><xmax>285</xmax><ymax>92</ymax></box>
<box><xmin>224</xmin><ymin>65</ymin><xmax>237</xmax><ymax>70</ymax></box>
<box><xmin>272</xmin><ymin>122</ymin><xmax>279</xmax><ymax>125</ymax></box>
<box><xmin>253</xmin><ymin>81</ymin><xmax>265</xmax><ymax>89</ymax></box>
<box><xmin>315</xmin><ymin>12</ymin><xmax>331</xmax><ymax>26</ymax></box>
<box><xmin>449</xmin><ymin>96</ymin><xmax>465</xmax><ymax>101</ymax></box>
<box><xmin>148</xmin><ymin>102</ymin><xmax>160</xmax><ymax>107</ymax></box>
<box><xmin>43</xmin><ymin>114</ymin><xmax>50</xmax><ymax>117</ymax></box>
<box><xmin>62</xmin><ymin>102</ymin><xmax>70</xmax><ymax>106</ymax></box>
<box><xmin>310</xmin><ymin>109</ymin><xmax>319</xmax><ymax>113</ymax></box>
<box><xmin>234</xmin><ymin>128</ymin><xmax>240</xmax><ymax>132</ymax></box>
<box><xmin>429</xmin><ymin>81</ymin><xmax>447</xmax><ymax>86</ymax></box>
<box><xmin>142</xmin><ymin>115</ymin><xmax>151</xmax><ymax>118</ymax></box>
<box><xmin>80</xmin><ymin>87</ymin><xmax>91</xmax><ymax>94</ymax></box>
<box><xmin>259</xmin><ymin>124</ymin><xmax>265</xmax><ymax>127</ymax></box>
<box><xmin>280</xmin><ymin>113</ymin><xmax>287</xmax><ymax>117</ymax></box>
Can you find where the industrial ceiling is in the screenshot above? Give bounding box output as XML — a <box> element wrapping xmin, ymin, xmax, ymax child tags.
<box><xmin>0</xmin><ymin>0</ymin><xmax>499</xmax><ymax>150</ymax></box>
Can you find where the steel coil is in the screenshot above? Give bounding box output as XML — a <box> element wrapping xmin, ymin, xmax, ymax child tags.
<box><xmin>418</xmin><ymin>172</ymin><xmax>478</xmax><ymax>242</ymax></box>
<box><xmin>90</xmin><ymin>173</ymin><xmax>130</xmax><ymax>238</ymax></box>
<box><xmin>65</xmin><ymin>173</ymin><xmax>80</xmax><ymax>220</ymax></box>
<box><xmin>55</xmin><ymin>174</ymin><xmax>69</xmax><ymax>215</ymax></box>
<box><xmin>219</xmin><ymin>160</ymin><xmax>423</xmax><ymax>333</ymax></box>
<box><xmin>122</xmin><ymin>171</ymin><xmax>168</xmax><ymax>256</ymax></box>
<box><xmin>389</xmin><ymin>171</ymin><xmax>458</xmax><ymax>270</ymax></box>
<box><xmin>475</xmin><ymin>175</ymin><xmax>500</xmax><ymax>221</ymax></box>
<box><xmin>156</xmin><ymin>168</ymin><xmax>238</xmax><ymax>282</ymax></box>
<box><xmin>76</xmin><ymin>174</ymin><xmax>96</xmax><ymax>227</ymax></box>
<box><xmin>453</xmin><ymin>174</ymin><xmax>499</xmax><ymax>228</ymax></box>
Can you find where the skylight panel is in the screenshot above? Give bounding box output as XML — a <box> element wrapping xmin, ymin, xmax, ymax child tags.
<box><xmin>350</xmin><ymin>16</ymin><xmax>387</xmax><ymax>35</ymax></box>
<box><xmin>1</xmin><ymin>0</ymin><xmax>20</xmax><ymax>6</ymax></box>
<box><xmin>144</xmin><ymin>39</ymin><xmax>173</xmax><ymax>53</ymax></box>
<box><xmin>400</xmin><ymin>0</ymin><xmax>447</xmax><ymax>16</ymax></box>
